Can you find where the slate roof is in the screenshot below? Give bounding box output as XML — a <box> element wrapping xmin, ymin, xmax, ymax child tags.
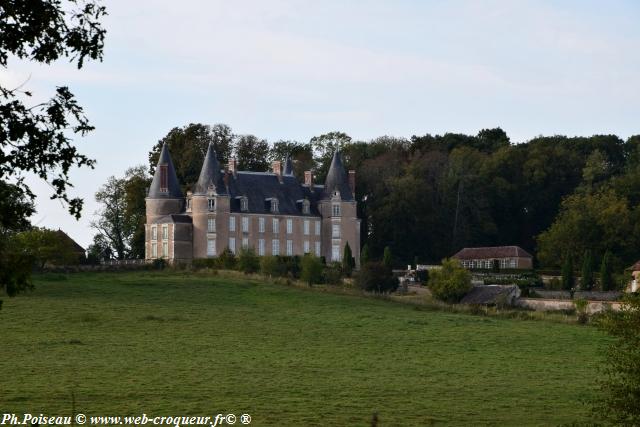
<box><xmin>227</xmin><ymin>172</ymin><xmax>320</xmax><ymax>216</ymax></box>
<box><xmin>56</xmin><ymin>229</ymin><xmax>85</xmax><ymax>253</ymax></box>
<box><xmin>460</xmin><ymin>285</ymin><xmax>519</xmax><ymax>305</ymax></box>
<box><xmin>151</xmin><ymin>214</ymin><xmax>193</xmax><ymax>224</ymax></box>
<box><xmin>148</xmin><ymin>143</ymin><xmax>183</xmax><ymax>198</ymax></box>
<box><xmin>453</xmin><ymin>246</ymin><xmax>532</xmax><ymax>260</ymax></box>
<box><xmin>323</xmin><ymin>150</ymin><xmax>353</xmax><ymax>201</ymax></box>
<box><xmin>194</xmin><ymin>143</ymin><xmax>225</xmax><ymax>195</ymax></box>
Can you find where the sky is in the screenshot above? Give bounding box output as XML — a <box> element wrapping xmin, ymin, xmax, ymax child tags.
<box><xmin>2</xmin><ymin>0</ymin><xmax>640</xmax><ymax>248</ymax></box>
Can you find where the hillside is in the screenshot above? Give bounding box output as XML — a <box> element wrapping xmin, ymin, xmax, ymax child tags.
<box><xmin>0</xmin><ymin>272</ymin><xmax>607</xmax><ymax>426</ymax></box>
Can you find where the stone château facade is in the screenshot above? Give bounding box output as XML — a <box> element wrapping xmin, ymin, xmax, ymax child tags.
<box><xmin>145</xmin><ymin>143</ymin><xmax>360</xmax><ymax>266</ymax></box>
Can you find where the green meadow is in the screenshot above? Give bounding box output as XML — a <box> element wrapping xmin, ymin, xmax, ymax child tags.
<box><xmin>1</xmin><ymin>271</ymin><xmax>607</xmax><ymax>426</ymax></box>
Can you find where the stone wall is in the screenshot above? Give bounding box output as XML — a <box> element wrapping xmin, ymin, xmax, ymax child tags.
<box><xmin>516</xmin><ymin>298</ymin><xmax>622</xmax><ymax>314</ymax></box>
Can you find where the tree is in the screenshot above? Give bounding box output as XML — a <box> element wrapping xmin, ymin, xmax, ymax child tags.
<box><xmin>428</xmin><ymin>258</ymin><xmax>472</xmax><ymax>303</ymax></box>
<box><xmin>13</xmin><ymin>228</ymin><xmax>78</xmax><ymax>269</ymax></box>
<box><xmin>342</xmin><ymin>242</ymin><xmax>355</xmax><ymax>277</ymax></box>
<box><xmin>86</xmin><ymin>233</ymin><xmax>111</xmax><ymax>263</ymax></box>
<box><xmin>148</xmin><ymin>123</ymin><xmax>234</xmax><ymax>190</ymax></box>
<box><xmin>356</xmin><ymin>261</ymin><xmax>398</xmax><ymax>294</ymax></box>
<box><xmin>581</xmin><ymin>249</ymin><xmax>595</xmax><ymax>290</ymax></box>
<box><xmin>1</xmin><ymin>0</ymin><xmax>106</xmax><ymax>296</ymax></box>
<box><xmin>237</xmin><ymin>248</ymin><xmax>259</xmax><ymax>274</ymax></box>
<box><xmin>234</xmin><ymin>134</ymin><xmax>270</xmax><ymax>171</ymax></box>
<box><xmin>600</xmin><ymin>251</ymin><xmax>614</xmax><ymax>291</ymax></box>
<box><xmin>562</xmin><ymin>254</ymin><xmax>574</xmax><ymax>291</ymax></box>
<box><xmin>91</xmin><ymin>167</ymin><xmax>150</xmax><ymax>260</ymax></box>
<box><xmin>356</xmin><ymin>261</ymin><xmax>398</xmax><ymax>293</ymax></box>
<box><xmin>123</xmin><ymin>166</ymin><xmax>151</xmax><ymax>258</ymax></box>
<box><xmin>310</xmin><ymin>131</ymin><xmax>352</xmax><ymax>181</ymax></box>
<box><xmin>360</xmin><ymin>244</ymin><xmax>370</xmax><ymax>266</ymax></box>
<box><xmin>260</xmin><ymin>256</ymin><xmax>282</xmax><ymax>278</ymax></box>
<box><xmin>217</xmin><ymin>248</ymin><xmax>236</xmax><ymax>270</ymax></box>
<box><xmin>383</xmin><ymin>246</ymin><xmax>393</xmax><ymax>270</ymax></box>
<box><xmin>300</xmin><ymin>254</ymin><xmax>323</xmax><ymax>286</ymax></box>
<box><xmin>595</xmin><ymin>294</ymin><xmax>640</xmax><ymax>424</ymax></box>
<box><xmin>269</xmin><ymin>140</ymin><xmax>314</xmax><ymax>179</ymax></box>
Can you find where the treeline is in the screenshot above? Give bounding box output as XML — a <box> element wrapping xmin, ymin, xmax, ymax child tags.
<box><xmin>92</xmin><ymin>123</ymin><xmax>640</xmax><ymax>274</ymax></box>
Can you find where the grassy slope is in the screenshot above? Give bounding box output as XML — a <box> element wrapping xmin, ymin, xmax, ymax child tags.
<box><xmin>0</xmin><ymin>272</ymin><xmax>606</xmax><ymax>426</ymax></box>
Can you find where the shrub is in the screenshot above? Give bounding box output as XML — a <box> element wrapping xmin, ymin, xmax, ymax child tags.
<box><xmin>152</xmin><ymin>259</ymin><xmax>166</xmax><ymax>270</ymax></box>
<box><xmin>237</xmin><ymin>248</ymin><xmax>259</xmax><ymax>274</ymax></box>
<box><xmin>428</xmin><ymin>258</ymin><xmax>472</xmax><ymax>303</ymax></box>
<box><xmin>323</xmin><ymin>263</ymin><xmax>343</xmax><ymax>285</ymax></box>
<box><xmin>356</xmin><ymin>261</ymin><xmax>398</xmax><ymax>293</ymax></box>
<box><xmin>383</xmin><ymin>246</ymin><xmax>393</xmax><ymax>270</ymax></box>
<box><xmin>415</xmin><ymin>269</ymin><xmax>429</xmax><ymax>285</ymax></box>
<box><xmin>581</xmin><ymin>249</ymin><xmax>595</xmax><ymax>290</ymax></box>
<box><xmin>595</xmin><ymin>294</ymin><xmax>640</xmax><ymax>423</ymax></box>
<box><xmin>260</xmin><ymin>256</ymin><xmax>281</xmax><ymax>278</ymax></box>
<box><xmin>216</xmin><ymin>248</ymin><xmax>236</xmax><ymax>270</ymax></box>
<box><xmin>360</xmin><ymin>244</ymin><xmax>370</xmax><ymax>266</ymax></box>
<box><xmin>573</xmin><ymin>299</ymin><xmax>589</xmax><ymax>324</ymax></box>
<box><xmin>547</xmin><ymin>277</ymin><xmax>562</xmax><ymax>290</ymax></box>
<box><xmin>192</xmin><ymin>258</ymin><xmax>217</xmax><ymax>269</ymax></box>
<box><xmin>301</xmin><ymin>254</ymin><xmax>323</xmax><ymax>286</ymax></box>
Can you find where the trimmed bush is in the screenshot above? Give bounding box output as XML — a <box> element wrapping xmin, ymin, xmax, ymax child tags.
<box><xmin>217</xmin><ymin>248</ymin><xmax>236</xmax><ymax>270</ymax></box>
<box><xmin>301</xmin><ymin>254</ymin><xmax>323</xmax><ymax>286</ymax></box>
<box><xmin>237</xmin><ymin>248</ymin><xmax>260</xmax><ymax>274</ymax></box>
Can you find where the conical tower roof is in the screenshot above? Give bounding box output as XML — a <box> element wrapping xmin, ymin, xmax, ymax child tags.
<box><xmin>283</xmin><ymin>156</ymin><xmax>294</xmax><ymax>176</ymax></box>
<box><xmin>148</xmin><ymin>143</ymin><xmax>182</xmax><ymax>198</ymax></box>
<box><xmin>323</xmin><ymin>150</ymin><xmax>353</xmax><ymax>200</ymax></box>
<box><xmin>194</xmin><ymin>143</ymin><xmax>223</xmax><ymax>194</ymax></box>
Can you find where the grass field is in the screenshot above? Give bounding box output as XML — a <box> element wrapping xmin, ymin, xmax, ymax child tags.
<box><xmin>1</xmin><ymin>271</ymin><xmax>608</xmax><ymax>426</ymax></box>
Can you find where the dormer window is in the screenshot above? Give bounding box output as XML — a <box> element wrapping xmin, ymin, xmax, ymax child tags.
<box><xmin>302</xmin><ymin>199</ymin><xmax>310</xmax><ymax>215</ymax></box>
<box><xmin>208</xmin><ymin>198</ymin><xmax>215</xmax><ymax>211</ymax></box>
<box><xmin>271</xmin><ymin>198</ymin><xmax>279</xmax><ymax>213</ymax></box>
<box><xmin>186</xmin><ymin>197</ymin><xmax>192</xmax><ymax>212</ymax></box>
<box><xmin>159</xmin><ymin>165</ymin><xmax>168</xmax><ymax>193</ymax></box>
<box><xmin>240</xmin><ymin>197</ymin><xmax>248</xmax><ymax>212</ymax></box>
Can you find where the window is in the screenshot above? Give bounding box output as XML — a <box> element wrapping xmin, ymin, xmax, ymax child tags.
<box><xmin>304</xmin><ymin>220</ymin><xmax>310</xmax><ymax>235</ymax></box>
<box><xmin>242</xmin><ymin>216</ymin><xmax>249</xmax><ymax>233</ymax></box>
<box><xmin>258</xmin><ymin>239</ymin><xmax>265</xmax><ymax>256</ymax></box>
<box><xmin>272</xmin><ymin>218</ymin><xmax>279</xmax><ymax>233</ymax></box>
<box><xmin>484</xmin><ymin>260</ymin><xmax>491</xmax><ymax>269</ymax></box>
<box><xmin>332</xmin><ymin>244</ymin><xmax>340</xmax><ymax>262</ymax></box>
<box><xmin>272</xmin><ymin>239</ymin><xmax>280</xmax><ymax>255</ymax></box>
<box><xmin>242</xmin><ymin>237</ymin><xmax>249</xmax><ymax>249</ymax></box>
<box><xmin>332</xmin><ymin>224</ymin><xmax>340</xmax><ymax>238</ymax></box>
<box><xmin>207</xmin><ymin>218</ymin><xmax>216</xmax><ymax>233</ymax></box>
<box><xmin>315</xmin><ymin>221</ymin><xmax>320</xmax><ymax>236</ymax></box>
<box><xmin>229</xmin><ymin>237</ymin><xmax>236</xmax><ymax>254</ymax></box>
<box><xmin>229</xmin><ymin>216</ymin><xmax>236</xmax><ymax>232</ymax></box>
<box><xmin>286</xmin><ymin>218</ymin><xmax>293</xmax><ymax>234</ymax></box>
<box><xmin>240</xmin><ymin>197</ymin><xmax>248</xmax><ymax>212</ymax></box>
<box><xmin>304</xmin><ymin>241</ymin><xmax>310</xmax><ymax>254</ymax></box>
<box><xmin>208</xmin><ymin>198</ymin><xmax>215</xmax><ymax>211</ymax></box>
<box><xmin>186</xmin><ymin>198</ymin><xmax>192</xmax><ymax>212</ymax></box>
<box><xmin>162</xmin><ymin>241</ymin><xmax>168</xmax><ymax>258</ymax></box>
<box><xmin>162</xmin><ymin>225</ymin><xmax>168</xmax><ymax>240</ymax></box>
<box><xmin>332</xmin><ymin>203</ymin><xmax>341</xmax><ymax>217</ymax></box>
<box><xmin>151</xmin><ymin>242</ymin><xmax>157</xmax><ymax>258</ymax></box>
<box><xmin>500</xmin><ymin>259</ymin><xmax>508</xmax><ymax>269</ymax></box>
<box><xmin>271</xmin><ymin>198</ymin><xmax>279</xmax><ymax>213</ymax></box>
<box><xmin>510</xmin><ymin>259</ymin><xmax>516</xmax><ymax>268</ymax></box>
<box><xmin>159</xmin><ymin>165</ymin><xmax>168</xmax><ymax>192</ymax></box>
<box><xmin>315</xmin><ymin>241</ymin><xmax>321</xmax><ymax>257</ymax></box>
<box><xmin>302</xmin><ymin>200</ymin><xmax>310</xmax><ymax>214</ymax></box>
<box><xmin>207</xmin><ymin>238</ymin><xmax>216</xmax><ymax>256</ymax></box>
<box><xmin>286</xmin><ymin>240</ymin><xmax>293</xmax><ymax>255</ymax></box>
<box><xmin>151</xmin><ymin>226</ymin><xmax>157</xmax><ymax>240</ymax></box>
<box><xmin>258</xmin><ymin>217</ymin><xmax>265</xmax><ymax>233</ymax></box>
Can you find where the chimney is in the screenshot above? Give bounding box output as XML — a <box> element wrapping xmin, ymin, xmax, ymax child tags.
<box><xmin>348</xmin><ymin>170</ymin><xmax>356</xmax><ymax>196</ymax></box>
<box><xmin>272</xmin><ymin>160</ymin><xmax>283</xmax><ymax>183</ymax></box>
<box><xmin>228</xmin><ymin>158</ymin><xmax>237</xmax><ymax>176</ymax></box>
<box><xmin>304</xmin><ymin>170</ymin><xmax>314</xmax><ymax>188</ymax></box>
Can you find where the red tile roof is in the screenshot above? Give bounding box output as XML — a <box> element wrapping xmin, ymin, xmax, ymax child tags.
<box><xmin>452</xmin><ymin>246</ymin><xmax>532</xmax><ymax>260</ymax></box>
